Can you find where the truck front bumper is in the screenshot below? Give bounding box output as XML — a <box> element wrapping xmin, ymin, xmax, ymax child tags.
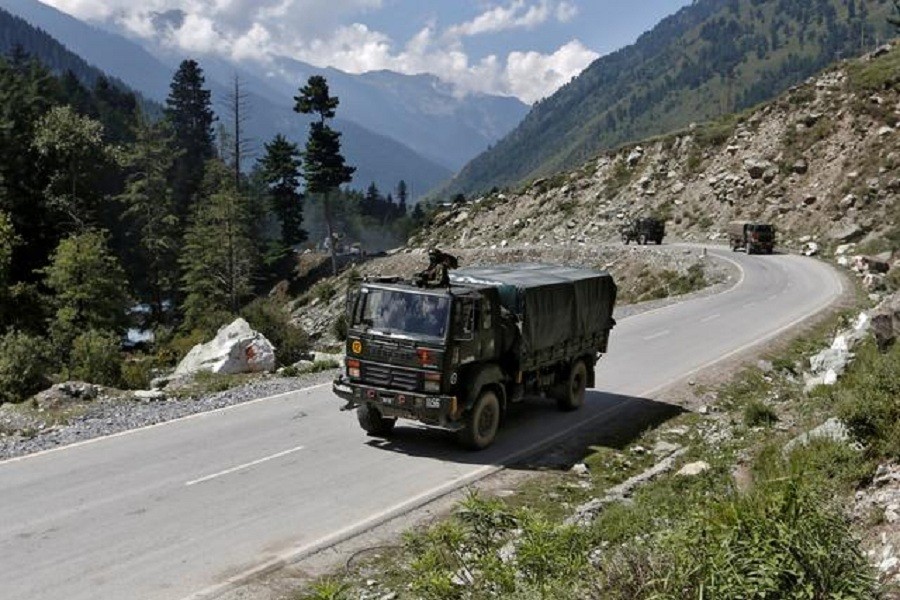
<box><xmin>333</xmin><ymin>375</ymin><xmax>460</xmax><ymax>429</ymax></box>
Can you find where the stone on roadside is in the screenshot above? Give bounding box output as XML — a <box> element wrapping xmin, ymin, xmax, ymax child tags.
<box><xmin>174</xmin><ymin>318</ymin><xmax>276</xmax><ymax>377</ymax></box>
<box><xmin>677</xmin><ymin>461</ymin><xmax>710</xmax><ymax>476</ymax></box>
<box><xmin>133</xmin><ymin>390</ymin><xmax>166</xmax><ymax>402</ymax></box>
<box><xmin>570</xmin><ymin>463</ymin><xmax>589</xmax><ymax>476</ymax></box>
<box><xmin>33</xmin><ymin>382</ymin><xmax>100</xmax><ymax>410</ymax></box>
<box><xmin>783</xmin><ymin>417</ymin><xmax>855</xmax><ymax>454</ymax></box>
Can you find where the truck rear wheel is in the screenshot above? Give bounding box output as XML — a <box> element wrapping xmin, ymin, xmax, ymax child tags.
<box><xmin>357</xmin><ymin>404</ymin><xmax>396</xmax><ymax>437</ymax></box>
<box><xmin>459</xmin><ymin>390</ymin><xmax>500</xmax><ymax>450</ymax></box>
<box><xmin>557</xmin><ymin>360</ymin><xmax>588</xmax><ymax>411</ymax></box>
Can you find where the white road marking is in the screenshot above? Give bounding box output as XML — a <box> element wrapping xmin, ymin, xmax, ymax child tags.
<box><xmin>185</xmin><ymin>446</ymin><xmax>305</xmax><ymax>487</ymax></box>
<box><xmin>643</xmin><ymin>329</ymin><xmax>671</xmax><ymax>341</ymax></box>
<box><xmin>700</xmin><ymin>313</ymin><xmax>721</xmax><ymax>323</ymax></box>
<box><xmin>0</xmin><ymin>383</ymin><xmax>330</xmax><ymax>466</ymax></box>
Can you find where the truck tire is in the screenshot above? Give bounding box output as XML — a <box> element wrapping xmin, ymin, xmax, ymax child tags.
<box><xmin>557</xmin><ymin>360</ymin><xmax>588</xmax><ymax>411</ymax></box>
<box><xmin>459</xmin><ymin>390</ymin><xmax>501</xmax><ymax>450</ymax></box>
<box><xmin>357</xmin><ymin>404</ymin><xmax>396</xmax><ymax>436</ymax></box>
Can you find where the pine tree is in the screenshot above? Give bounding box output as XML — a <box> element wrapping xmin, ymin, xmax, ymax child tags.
<box><xmin>44</xmin><ymin>229</ymin><xmax>131</xmax><ymax>352</ymax></box>
<box><xmin>117</xmin><ymin>119</ymin><xmax>181</xmax><ymax>323</ymax></box>
<box><xmin>165</xmin><ymin>59</ymin><xmax>215</xmax><ymax>225</ymax></box>
<box><xmin>294</xmin><ymin>75</ymin><xmax>355</xmax><ymax>275</ymax></box>
<box><xmin>180</xmin><ymin>160</ymin><xmax>257</xmax><ymax>331</ymax></box>
<box><xmin>259</xmin><ymin>134</ymin><xmax>305</xmax><ymax>247</ymax></box>
<box><xmin>889</xmin><ymin>0</ymin><xmax>900</xmax><ymax>31</ymax></box>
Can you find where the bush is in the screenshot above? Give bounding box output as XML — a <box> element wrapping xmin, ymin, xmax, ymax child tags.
<box><xmin>121</xmin><ymin>355</ymin><xmax>156</xmax><ymax>390</ymax></box>
<box><xmin>743</xmin><ymin>399</ymin><xmax>778</xmax><ymax>427</ymax></box>
<box><xmin>241</xmin><ymin>298</ymin><xmax>310</xmax><ymax>366</ymax></box>
<box><xmin>332</xmin><ymin>313</ymin><xmax>348</xmax><ymax>341</ymax></box>
<box><xmin>68</xmin><ymin>329</ymin><xmax>123</xmax><ymax>386</ymax></box>
<box><xmin>0</xmin><ymin>330</ymin><xmax>53</xmax><ymax>404</ymax></box>
<box><xmin>836</xmin><ymin>342</ymin><xmax>900</xmax><ymax>459</ymax></box>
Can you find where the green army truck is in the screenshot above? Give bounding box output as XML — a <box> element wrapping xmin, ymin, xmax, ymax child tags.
<box><xmin>333</xmin><ymin>262</ymin><xmax>617</xmax><ymax>449</ymax></box>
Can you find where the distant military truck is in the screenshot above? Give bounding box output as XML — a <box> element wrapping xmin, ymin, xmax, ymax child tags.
<box><xmin>621</xmin><ymin>217</ymin><xmax>665</xmax><ymax>245</ymax></box>
<box><xmin>332</xmin><ymin>256</ymin><xmax>617</xmax><ymax>450</ymax></box>
<box><xmin>728</xmin><ymin>221</ymin><xmax>775</xmax><ymax>254</ymax></box>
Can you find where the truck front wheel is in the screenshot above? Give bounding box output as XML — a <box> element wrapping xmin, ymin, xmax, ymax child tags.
<box><xmin>557</xmin><ymin>360</ymin><xmax>588</xmax><ymax>411</ymax></box>
<box><xmin>459</xmin><ymin>390</ymin><xmax>501</xmax><ymax>450</ymax></box>
<box><xmin>357</xmin><ymin>404</ymin><xmax>396</xmax><ymax>437</ymax></box>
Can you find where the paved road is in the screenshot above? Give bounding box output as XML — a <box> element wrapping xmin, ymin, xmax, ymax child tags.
<box><xmin>0</xmin><ymin>249</ymin><xmax>844</xmax><ymax>600</ymax></box>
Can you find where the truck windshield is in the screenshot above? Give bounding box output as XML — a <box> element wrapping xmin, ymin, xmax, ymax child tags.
<box><xmin>355</xmin><ymin>290</ymin><xmax>450</xmax><ymax>339</ymax></box>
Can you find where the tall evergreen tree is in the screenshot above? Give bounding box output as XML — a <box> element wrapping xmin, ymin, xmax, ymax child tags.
<box><xmin>180</xmin><ymin>160</ymin><xmax>257</xmax><ymax>331</ymax></box>
<box><xmin>44</xmin><ymin>229</ymin><xmax>130</xmax><ymax>352</ymax></box>
<box><xmin>165</xmin><ymin>59</ymin><xmax>215</xmax><ymax>225</ymax></box>
<box><xmin>259</xmin><ymin>134</ymin><xmax>305</xmax><ymax>248</ymax></box>
<box><xmin>294</xmin><ymin>75</ymin><xmax>355</xmax><ymax>275</ymax></box>
<box><xmin>117</xmin><ymin>119</ymin><xmax>181</xmax><ymax>323</ymax></box>
<box><xmin>889</xmin><ymin>0</ymin><xmax>900</xmax><ymax>31</ymax></box>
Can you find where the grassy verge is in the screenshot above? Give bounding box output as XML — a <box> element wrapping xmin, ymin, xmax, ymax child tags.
<box><xmin>295</xmin><ymin>308</ymin><xmax>898</xmax><ymax>600</ymax></box>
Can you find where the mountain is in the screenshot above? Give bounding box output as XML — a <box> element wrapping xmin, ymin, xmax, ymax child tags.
<box><xmin>442</xmin><ymin>0</ymin><xmax>897</xmax><ymax>197</ymax></box>
<box><xmin>0</xmin><ymin>0</ymin><xmax>529</xmax><ymax>196</ymax></box>
<box><xmin>414</xmin><ymin>41</ymin><xmax>900</xmax><ymax>263</ymax></box>
<box><xmin>0</xmin><ymin>0</ymin><xmax>456</xmax><ymax>197</ymax></box>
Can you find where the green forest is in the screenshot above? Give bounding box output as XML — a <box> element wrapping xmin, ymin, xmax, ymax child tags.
<box><xmin>0</xmin><ymin>51</ymin><xmax>414</xmax><ymax>404</ymax></box>
<box><xmin>443</xmin><ymin>0</ymin><xmax>897</xmax><ymax>197</ymax></box>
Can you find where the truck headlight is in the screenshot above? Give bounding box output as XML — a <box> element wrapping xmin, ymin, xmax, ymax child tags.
<box><xmin>423</xmin><ymin>373</ymin><xmax>441</xmax><ymax>393</ymax></box>
<box><xmin>346</xmin><ymin>359</ymin><xmax>361</xmax><ymax>379</ymax></box>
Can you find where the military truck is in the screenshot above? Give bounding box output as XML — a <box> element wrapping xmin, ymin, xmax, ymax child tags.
<box><xmin>332</xmin><ymin>260</ymin><xmax>617</xmax><ymax>449</ymax></box>
<box><xmin>728</xmin><ymin>221</ymin><xmax>775</xmax><ymax>254</ymax></box>
<box><xmin>621</xmin><ymin>217</ymin><xmax>665</xmax><ymax>245</ymax></box>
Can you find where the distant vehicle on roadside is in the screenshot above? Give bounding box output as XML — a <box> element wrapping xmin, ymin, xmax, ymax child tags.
<box><xmin>621</xmin><ymin>217</ymin><xmax>665</xmax><ymax>245</ymax></box>
<box><xmin>728</xmin><ymin>221</ymin><xmax>775</xmax><ymax>254</ymax></box>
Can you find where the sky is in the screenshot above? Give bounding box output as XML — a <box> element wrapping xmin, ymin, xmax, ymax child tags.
<box><xmin>39</xmin><ymin>0</ymin><xmax>692</xmax><ymax>103</ymax></box>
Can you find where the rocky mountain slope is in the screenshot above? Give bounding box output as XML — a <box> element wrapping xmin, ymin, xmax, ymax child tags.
<box><xmin>415</xmin><ymin>43</ymin><xmax>900</xmax><ymax>265</ymax></box>
<box><xmin>441</xmin><ymin>0</ymin><xmax>896</xmax><ymax>197</ymax></box>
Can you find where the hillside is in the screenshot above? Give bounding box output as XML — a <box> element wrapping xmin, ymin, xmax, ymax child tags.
<box><xmin>442</xmin><ymin>0</ymin><xmax>896</xmax><ymax>197</ymax></box>
<box><xmin>413</xmin><ymin>41</ymin><xmax>900</xmax><ymax>274</ymax></box>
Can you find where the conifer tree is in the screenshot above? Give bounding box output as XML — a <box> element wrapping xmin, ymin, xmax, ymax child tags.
<box><xmin>44</xmin><ymin>230</ymin><xmax>130</xmax><ymax>352</ymax></box>
<box><xmin>165</xmin><ymin>59</ymin><xmax>215</xmax><ymax>225</ymax></box>
<box><xmin>397</xmin><ymin>180</ymin><xmax>408</xmax><ymax>215</ymax></box>
<box><xmin>294</xmin><ymin>75</ymin><xmax>355</xmax><ymax>275</ymax></box>
<box><xmin>259</xmin><ymin>134</ymin><xmax>305</xmax><ymax>248</ymax></box>
<box><xmin>117</xmin><ymin>119</ymin><xmax>181</xmax><ymax>322</ymax></box>
<box><xmin>180</xmin><ymin>160</ymin><xmax>257</xmax><ymax>331</ymax></box>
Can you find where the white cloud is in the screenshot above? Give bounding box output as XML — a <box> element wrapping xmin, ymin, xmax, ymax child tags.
<box><xmin>446</xmin><ymin>1</ymin><xmax>578</xmax><ymax>38</ymax></box>
<box><xmin>506</xmin><ymin>39</ymin><xmax>598</xmax><ymax>102</ymax></box>
<box><xmin>39</xmin><ymin>0</ymin><xmax>596</xmax><ymax>103</ymax></box>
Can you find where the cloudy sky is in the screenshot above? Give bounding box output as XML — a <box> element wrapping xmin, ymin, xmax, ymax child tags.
<box><xmin>39</xmin><ymin>0</ymin><xmax>691</xmax><ymax>103</ymax></box>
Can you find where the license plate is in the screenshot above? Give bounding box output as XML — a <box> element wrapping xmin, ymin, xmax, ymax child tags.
<box><xmin>426</xmin><ymin>398</ymin><xmax>441</xmax><ymax>409</ymax></box>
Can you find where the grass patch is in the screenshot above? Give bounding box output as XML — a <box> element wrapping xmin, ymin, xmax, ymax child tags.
<box><xmin>743</xmin><ymin>399</ymin><xmax>778</xmax><ymax>427</ymax></box>
<box><xmin>847</xmin><ymin>45</ymin><xmax>900</xmax><ymax>92</ymax></box>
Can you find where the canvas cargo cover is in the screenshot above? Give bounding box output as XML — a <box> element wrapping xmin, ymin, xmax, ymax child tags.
<box><xmin>450</xmin><ymin>264</ymin><xmax>616</xmax><ymax>352</ymax></box>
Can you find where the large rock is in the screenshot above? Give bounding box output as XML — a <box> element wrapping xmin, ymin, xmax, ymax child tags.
<box><xmin>174</xmin><ymin>318</ymin><xmax>276</xmax><ymax>377</ymax></box>
<box><xmin>33</xmin><ymin>382</ymin><xmax>100</xmax><ymax>410</ymax></box>
<box><xmin>744</xmin><ymin>158</ymin><xmax>773</xmax><ymax>180</ymax></box>
<box><xmin>872</xmin><ymin>293</ymin><xmax>900</xmax><ymax>352</ymax></box>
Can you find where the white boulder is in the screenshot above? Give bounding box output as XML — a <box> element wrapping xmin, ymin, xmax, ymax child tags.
<box><xmin>174</xmin><ymin>318</ymin><xmax>276</xmax><ymax>377</ymax></box>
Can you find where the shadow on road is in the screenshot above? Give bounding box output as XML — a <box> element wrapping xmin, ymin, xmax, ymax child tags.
<box><xmin>363</xmin><ymin>390</ymin><xmax>684</xmax><ymax>469</ymax></box>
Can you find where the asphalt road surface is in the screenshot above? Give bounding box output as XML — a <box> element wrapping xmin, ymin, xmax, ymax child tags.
<box><xmin>0</xmin><ymin>249</ymin><xmax>844</xmax><ymax>600</ymax></box>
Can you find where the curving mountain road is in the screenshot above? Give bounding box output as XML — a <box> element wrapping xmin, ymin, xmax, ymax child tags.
<box><xmin>0</xmin><ymin>248</ymin><xmax>844</xmax><ymax>600</ymax></box>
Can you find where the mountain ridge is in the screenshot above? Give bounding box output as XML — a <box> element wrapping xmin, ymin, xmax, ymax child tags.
<box><xmin>440</xmin><ymin>0</ymin><xmax>897</xmax><ymax>198</ymax></box>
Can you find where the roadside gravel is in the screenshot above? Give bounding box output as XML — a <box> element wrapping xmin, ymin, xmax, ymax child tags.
<box><xmin>0</xmin><ymin>371</ymin><xmax>338</xmax><ymax>461</ymax></box>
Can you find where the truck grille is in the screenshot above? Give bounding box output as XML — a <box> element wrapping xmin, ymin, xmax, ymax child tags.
<box><xmin>362</xmin><ymin>364</ymin><xmax>420</xmax><ymax>391</ymax></box>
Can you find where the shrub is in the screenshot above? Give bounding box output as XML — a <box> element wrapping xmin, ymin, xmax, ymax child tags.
<box><xmin>836</xmin><ymin>342</ymin><xmax>900</xmax><ymax>459</ymax></box>
<box><xmin>69</xmin><ymin>329</ymin><xmax>122</xmax><ymax>387</ymax></box>
<box><xmin>743</xmin><ymin>399</ymin><xmax>778</xmax><ymax>427</ymax></box>
<box><xmin>156</xmin><ymin>328</ymin><xmax>209</xmax><ymax>367</ymax></box>
<box><xmin>0</xmin><ymin>330</ymin><xmax>53</xmax><ymax>404</ymax></box>
<box><xmin>241</xmin><ymin>298</ymin><xmax>310</xmax><ymax>366</ymax></box>
<box><xmin>121</xmin><ymin>355</ymin><xmax>156</xmax><ymax>390</ymax></box>
<box><xmin>332</xmin><ymin>313</ymin><xmax>348</xmax><ymax>341</ymax></box>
